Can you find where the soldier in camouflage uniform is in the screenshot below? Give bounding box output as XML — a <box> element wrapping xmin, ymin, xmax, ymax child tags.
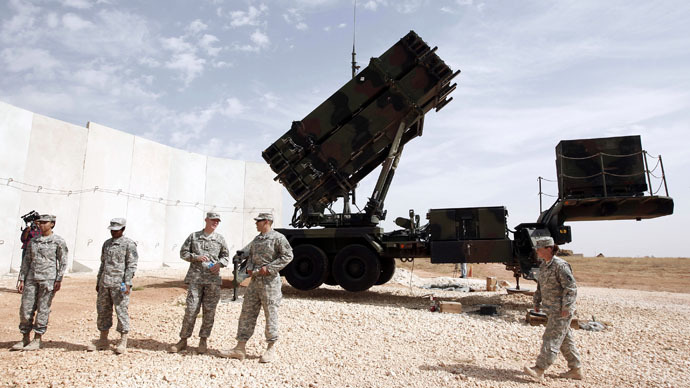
<box><xmin>524</xmin><ymin>236</ymin><xmax>584</xmax><ymax>381</ymax></box>
<box><xmin>11</xmin><ymin>214</ymin><xmax>68</xmax><ymax>351</ymax></box>
<box><xmin>87</xmin><ymin>218</ymin><xmax>139</xmax><ymax>354</ymax></box>
<box><xmin>220</xmin><ymin>212</ymin><xmax>293</xmax><ymax>363</ymax></box>
<box><xmin>169</xmin><ymin>212</ymin><xmax>229</xmax><ymax>354</ymax></box>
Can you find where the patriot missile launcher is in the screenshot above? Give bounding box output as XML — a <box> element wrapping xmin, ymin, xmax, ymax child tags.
<box><xmin>262</xmin><ymin>31</ymin><xmax>674</xmax><ymax>292</ymax></box>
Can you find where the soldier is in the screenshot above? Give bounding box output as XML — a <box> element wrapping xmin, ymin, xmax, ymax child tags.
<box><xmin>220</xmin><ymin>212</ymin><xmax>293</xmax><ymax>363</ymax></box>
<box><xmin>87</xmin><ymin>218</ymin><xmax>139</xmax><ymax>354</ymax></box>
<box><xmin>11</xmin><ymin>214</ymin><xmax>68</xmax><ymax>351</ymax></box>
<box><xmin>20</xmin><ymin>218</ymin><xmax>41</xmax><ymax>260</ymax></box>
<box><xmin>17</xmin><ymin>219</ymin><xmax>41</xmax><ymax>292</ymax></box>
<box><xmin>524</xmin><ymin>236</ymin><xmax>583</xmax><ymax>381</ymax></box>
<box><xmin>169</xmin><ymin>212</ymin><xmax>229</xmax><ymax>354</ymax></box>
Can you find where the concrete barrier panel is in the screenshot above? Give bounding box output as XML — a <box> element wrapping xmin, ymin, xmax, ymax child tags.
<box><xmin>205</xmin><ymin>156</ymin><xmax>245</xmax><ymax>255</ymax></box>
<box><xmin>163</xmin><ymin>149</ymin><xmax>206</xmax><ymax>267</ymax></box>
<box><xmin>0</xmin><ymin>100</ymin><xmax>282</xmax><ymax>275</ymax></box>
<box><xmin>242</xmin><ymin>162</ymin><xmax>283</xmax><ymax>244</ymax></box>
<box><xmin>0</xmin><ymin>102</ymin><xmax>34</xmax><ymax>275</ymax></box>
<box><xmin>73</xmin><ymin>122</ymin><xmax>134</xmax><ymax>271</ymax></box>
<box><xmin>18</xmin><ymin>114</ymin><xmax>89</xmax><ymax>272</ymax></box>
<box><xmin>126</xmin><ymin>137</ymin><xmax>173</xmax><ymax>269</ymax></box>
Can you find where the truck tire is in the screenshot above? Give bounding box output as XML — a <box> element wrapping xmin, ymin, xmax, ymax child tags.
<box><xmin>284</xmin><ymin>244</ymin><xmax>329</xmax><ymax>291</ymax></box>
<box><xmin>333</xmin><ymin>244</ymin><xmax>381</xmax><ymax>292</ymax></box>
<box><xmin>375</xmin><ymin>257</ymin><xmax>396</xmax><ymax>285</ymax></box>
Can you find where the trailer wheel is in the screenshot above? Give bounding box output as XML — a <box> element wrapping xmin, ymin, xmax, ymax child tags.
<box><xmin>333</xmin><ymin>244</ymin><xmax>381</xmax><ymax>292</ymax></box>
<box><xmin>375</xmin><ymin>257</ymin><xmax>396</xmax><ymax>285</ymax></box>
<box><xmin>284</xmin><ymin>244</ymin><xmax>329</xmax><ymax>291</ymax></box>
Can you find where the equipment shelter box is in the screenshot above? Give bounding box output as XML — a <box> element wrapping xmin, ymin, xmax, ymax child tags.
<box><xmin>556</xmin><ymin>135</ymin><xmax>647</xmax><ymax>199</ymax></box>
<box><xmin>428</xmin><ymin>207</ymin><xmax>507</xmax><ymax>241</ymax></box>
<box><xmin>428</xmin><ymin>207</ymin><xmax>512</xmax><ymax>264</ymax></box>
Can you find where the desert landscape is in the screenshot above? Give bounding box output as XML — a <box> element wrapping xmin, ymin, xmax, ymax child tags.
<box><xmin>1</xmin><ymin>257</ymin><xmax>689</xmax><ymax>388</ymax></box>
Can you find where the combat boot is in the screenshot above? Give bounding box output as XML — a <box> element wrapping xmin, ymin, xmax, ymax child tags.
<box><xmin>259</xmin><ymin>341</ymin><xmax>276</xmax><ymax>363</ymax></box>
<box><xmin>23</xmin><ymin>333</ymin><xmax>42</xmax><ymax>351</ymax></box>
<box><xmin>10</xmin><ymin>333</ymin><xmax>31</xmax><ymax>351</ymax></box>
<box><xmin>114</xmin><ymin>333</ymin><xmax>128</xmax><ymax>354</ymax></box>
<box><xmin>197</xmin><ymin>338</ymin><xmax>208</xmax><ymax>354</ymax></box>
<box><xmin>524</xmin><ymin>365</ymin><xmax>544</xmax><ymax>380</ymax></box>
<box><xmin>168</xmin><ymin>338</ymin><xmax>187</xmax><ymax>353</ymax></box>
<box><xmin>559</xmin><ymin>367</ymin><xmax>584</xmax><ymax>380</ymax></box>
<box><xmin>220</xmin><ymin>341</ymin><xmax>246</xmax><ymax>360</ymax></box>
<box><xmin>87</xmin><ymin>330</ymin><xmax>110</xmax><ymax>351</ymax></box>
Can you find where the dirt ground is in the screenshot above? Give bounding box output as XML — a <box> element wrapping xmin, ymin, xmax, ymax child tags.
<box><xmin>1</xmin><ymin>257</ymin><xmax>688</xmax><ymax>387</ymax></box>
<box><xmin>398</xmin><ymin>256</ymin><xmax>690</xmax><ymax>293</ymax></box>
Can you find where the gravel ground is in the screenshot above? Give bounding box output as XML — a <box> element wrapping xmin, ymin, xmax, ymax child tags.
<box><xmin>1</xmin><ymin>269</ymin><xmax>689</xmax><ymax>388</ymax></box>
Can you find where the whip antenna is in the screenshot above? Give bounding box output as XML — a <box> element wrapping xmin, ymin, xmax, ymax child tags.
<box><xmin>351</xmin><ymin>0</ymin><xmax>359</xmax><ymax>78</ymax></box>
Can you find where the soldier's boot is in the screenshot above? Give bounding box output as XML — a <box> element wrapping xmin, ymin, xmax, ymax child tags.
<box><xmin>197</xmin><ymin>338</ymin><xmax>208</xmax><ymax>354</ymax></box>
<box><xmin>559</xmin><ymin>367</ymin><xmax>583</xmax><ymax>380</ymax></box>
<box><xmin>87</xmin><ymin>330</ymin><xmax>110</xmax><ymax>351</ymax></box>
<box><xmin>220</xmin><ymin>341</ymin><xmax>246</xmax><ymax>360</ymax></box>
<box><xmin>259</xmin><ymin>341</ymin><xmax>276</xmax><ymax>363</ymax></box>
<box><xmin>168</xmin><ymin>338</ymin><xmax>187</xmax><ymax>353</ymax></box>
<box><xmin>23</xmin><ymin>333</ymin><xmax>42</xmax><ymax>351</ymax></box>
<box><xmin>114</xmin><ymin>333</ymin><xmax>128</xmax><ymax>354</ymax></box>
<box><xmin>523</xmin><ymin>365</ymin><xmax>544</xmax><ymax>380</ymax></box>
<box><xmin>10</xmin><ymin>333</ymin><xmax>31</xmax><ymax>351</ymax></box>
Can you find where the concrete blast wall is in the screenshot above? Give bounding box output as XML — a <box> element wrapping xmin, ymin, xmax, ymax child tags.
<box><xmin>0</xmin><ymin>101</ymin><xmax>282</xmax><ymax>275</ymax></box>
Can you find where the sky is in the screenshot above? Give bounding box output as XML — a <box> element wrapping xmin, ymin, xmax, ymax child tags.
<box><xmin>1</xmin><ymin>0</ymin><xmax>688</xmax><ymax>257</ymax></box>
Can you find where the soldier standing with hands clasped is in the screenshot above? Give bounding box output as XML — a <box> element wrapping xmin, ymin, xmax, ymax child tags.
<box><xmin>11</xmin><ymin>214</ymin><xmax>68</xmax><ymax>351</ymax></box>
<box><xmin>169</xmin><ymin>212</ymin><xmax>229</xmax><ymax>354</ymax></box>
<box><xmin>524</xmin><ymin>236</ymin><xmax>583</xmax><ymax>381</ymax></box>
<box><xmin>87</xmin><ymin>218</ymin><xmax>138</xmax><ymax>354</ymax></box>
<box><xmin>221</xmin><ymin>212</ymin><xmax>293</xmax><ymax>363</ymax></box>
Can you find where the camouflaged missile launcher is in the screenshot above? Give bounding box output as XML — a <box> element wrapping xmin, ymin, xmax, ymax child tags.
<box><xmin>263</xmin><ymin>31</ymin><xmax>458</xmax><ymax>225</ymax></box>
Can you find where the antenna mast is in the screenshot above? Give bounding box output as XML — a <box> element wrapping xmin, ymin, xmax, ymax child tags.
<box><xmin>351</xmin><ymin>0</ymin><xmax>359</xmax><ymax>78</ymax></box>
<box><xmin>344</xmin><ymin>0</ymin><xmax>359</xmax><ymax>215</ymax></box>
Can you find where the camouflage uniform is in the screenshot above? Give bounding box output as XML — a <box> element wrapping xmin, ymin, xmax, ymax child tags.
<box><xmin>236</xmin><ymin>229</ymin><xmax>293</xmax><ymax>342</ymax></box>
<box><xmin>96</xmin><ymin>236</ymin><xmax>138</xmax><ymax>333</ymax></box>
<box><xmin>533</xmin><ymin>255</ymin><xmax>581</xmax><ymax>371</ymax></box>
<box><xmin>18</xmin><ymin>234</ymin><xmax>68</xmax><ymax>335</ymax></box>
<box><xmin>178</xmin><ymin>230</ymin><xmax>229</xmax><ymax>339</ymax></box>
<box><xmin>18</xmin><ymin>225</ymin><xmax>40</xmax><ymax>287</ymax></box>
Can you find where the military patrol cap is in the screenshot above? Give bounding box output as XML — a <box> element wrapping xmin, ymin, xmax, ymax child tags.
<box><xmin>254</xmin><ymin>212</ymin><xmax>273</xmax><ymax>222</ymax></box>
<box><xmin>37</xmin><ymin>214</ymin><xmax>56</xmax><ymax>222</ymax></box>
<box><xmin>533</xmin><ymin>236</ymin><xmax>555</xmax><ymax>248</ymax></box>
<box><xmin>108</xmin><ymin>218</ymin><xmax>126</xmax><ymax>230</ymax></box>
<box><xmin>206</xmin><ymin>212</ymin><xmax>221</xmax><ymax>220</ymax></box>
